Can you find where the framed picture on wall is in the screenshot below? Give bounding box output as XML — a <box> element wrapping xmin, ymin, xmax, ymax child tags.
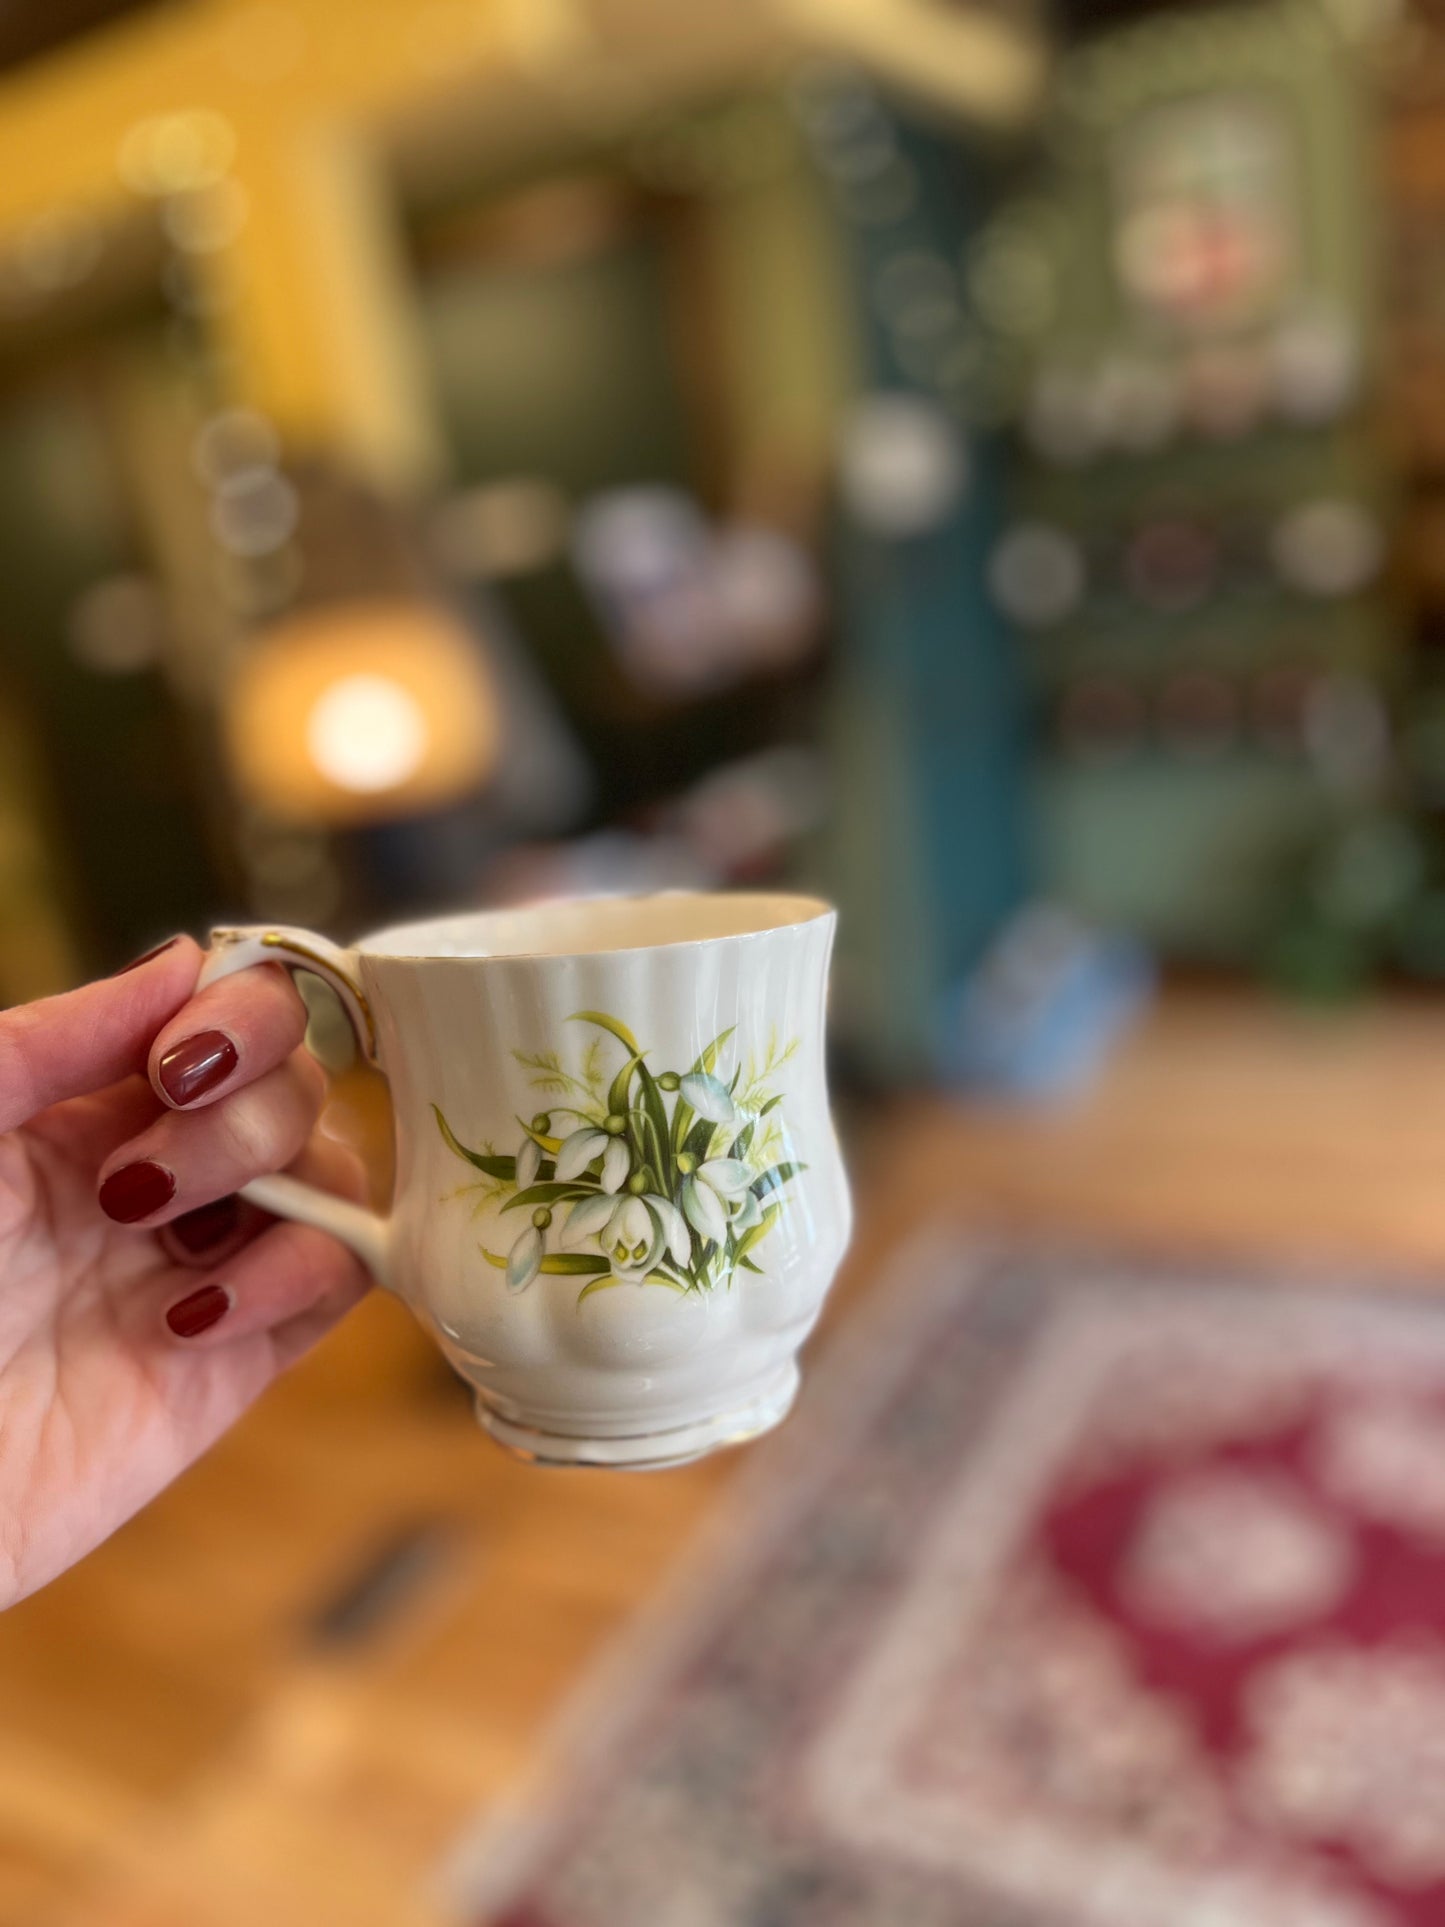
<box><xmin>1111</xmin><ymin>91</ymin><xmax>1300</xmax><ymax>337</ymax></box>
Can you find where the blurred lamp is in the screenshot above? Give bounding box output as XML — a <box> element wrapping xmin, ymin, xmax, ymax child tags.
<box><xmin>225</xmin><ymin>597</ymin><xmax>500</xmax><ymax>825</ymax></box>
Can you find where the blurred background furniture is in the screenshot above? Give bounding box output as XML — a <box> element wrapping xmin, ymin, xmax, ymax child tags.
<box><xmin>0</xmin><ymin>0</ymin><xmax>1420</xmax><ymax>1041</ymax></box>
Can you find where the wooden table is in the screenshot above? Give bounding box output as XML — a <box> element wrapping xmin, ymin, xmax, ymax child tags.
<box><xmin>5</xmin><ymin>986</ymin><xmax>1445</xmax><ymax>1926</ymax></box>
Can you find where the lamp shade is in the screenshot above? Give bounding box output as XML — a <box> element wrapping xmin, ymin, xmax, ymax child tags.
<box><xmin>225</xmin><ymin>597</ymin><xmax>500</xmax><ymax>825</ymax></box>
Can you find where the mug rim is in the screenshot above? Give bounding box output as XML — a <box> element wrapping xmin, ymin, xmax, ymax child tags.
<box><xmin>355</xmin><ymin>889</ymin><xmax>836</xmax><ymax>965</ymax></box>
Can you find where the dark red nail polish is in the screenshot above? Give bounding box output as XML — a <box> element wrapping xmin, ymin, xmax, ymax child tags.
<box><xmin>165</xmin><ymin>1284</ymin><xmax>231</xmax><ymax>1338</ymax></box>
<box><xmin>99</xmin><ymin>1160</ymin><xmax>176</xmax><ymax>1223</ymax></box>
<box><xmin>158</xmin><ymin>1031</ymin><xmax>239</xmax><ymax>1107</ymax></box>
<box><xmin>168</xmin><ymin>1194</ymin><xmax>241</xmax><ymax>1256</ymax></box>
<box><xmin>116</xmin><ymin>936</ymin><xmax>181</xmax><ymax>975</ymax></box>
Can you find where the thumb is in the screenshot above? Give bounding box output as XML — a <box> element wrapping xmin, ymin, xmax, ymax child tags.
<box><xmin>0</xmin><ymin>937</ymin><xmax>204</xmax><ymax>1135</ymax></box>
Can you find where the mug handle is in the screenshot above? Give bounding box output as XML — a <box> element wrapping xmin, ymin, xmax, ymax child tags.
<box><xmin>198</xmin><ymin>924</ymin><xmax>396</xmax><ymax>1291</ymax></box>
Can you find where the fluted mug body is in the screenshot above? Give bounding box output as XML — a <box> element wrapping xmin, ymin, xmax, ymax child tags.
<box><xmin>201</xmin><ymin>894</ymin><xmax>850</xmax><ymax>1467</ymax></box>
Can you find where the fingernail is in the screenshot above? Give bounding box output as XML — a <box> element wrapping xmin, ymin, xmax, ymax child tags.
<box><xmin>116</xmin><ymin>936</ymin><xmax>182</xmax><ymax>975</ymax></box>
<box><xmin>99</xmin><ymin>1160</ymin><xmax>176</xmax><ymax>1224</ymax></box>
<box><xmin>158</xmin><ymin>1031</ymin><xmax>239</xmax><ymax>1107</ymax></box>
<box><xmin>168</xmin><ymin>1195</ymin><xmax>241</xmax><ymax>1256</ymax></box>
<box><xmin>165</xmin><ymin>1284</ymin><xmax>231</xmax><ymax>1338</ymax></box>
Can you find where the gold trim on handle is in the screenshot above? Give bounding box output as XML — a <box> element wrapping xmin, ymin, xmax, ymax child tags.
<box><xmin>252</xmin><ymin>930</ymin><xmax>378</xmax><ymax>1057</ymax></box>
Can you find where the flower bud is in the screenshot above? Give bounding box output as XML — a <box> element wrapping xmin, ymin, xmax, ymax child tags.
<box><xmin>531</xmin><ymin>1112</ymin><xmax>551</xmax><ymax>1134</ymax></box>
<box><xmin>532</xmin><ymin>1206</ymin><xmax>552</xmax><ymax>1230</ymax></box>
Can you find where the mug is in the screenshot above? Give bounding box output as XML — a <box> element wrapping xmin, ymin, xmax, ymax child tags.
<box><xmin>198</xmin><ymin>892</ymin><xmax>851</xmax><ymax>1468</ymax></box>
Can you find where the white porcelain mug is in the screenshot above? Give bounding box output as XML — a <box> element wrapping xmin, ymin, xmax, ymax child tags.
<box><xmin>198</xmin><ymin>893</ymin><xmax>851</xmax><ymax>1468</ymax></box>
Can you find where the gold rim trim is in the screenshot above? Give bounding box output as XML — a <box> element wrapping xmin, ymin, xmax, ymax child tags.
<box><xmin>257</xmin><ymin>931</ymin><xmax>378</xmax><ymax>1057</ymax></box>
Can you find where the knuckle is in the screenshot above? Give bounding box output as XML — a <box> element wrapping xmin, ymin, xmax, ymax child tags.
<box><xmin>169</xmin><ymin>965</ymin><xmax>305</xmax><ymax>1061</ymax></box>
<box><xmin>0</xmin><ymin>1015</ymin><xmax>41</xmax><ymax>1124</ymax></box>
<box><xmin>223</xmin><ymin>1079</ymin><xmax>306</xmax><ymax>1171</ymax></box>
<box><xmin>243</xmin><ymin>962</ymin><xmax>308</xmax><ymax>1027</ymax></box>
<box><xmin>219</xmin><ymin>1099</ymin><xmax>273</xmax><ymax>1172</ymax></box>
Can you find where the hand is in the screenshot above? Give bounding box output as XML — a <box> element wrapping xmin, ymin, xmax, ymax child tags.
<box><xmin>0</xmin><ymin>938</ymin><xmax>371</xmax><ymax>1607</ymax></box>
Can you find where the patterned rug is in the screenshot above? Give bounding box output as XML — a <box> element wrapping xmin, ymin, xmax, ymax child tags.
<box><xmin>448</xmin><ymin>1228</ymin><xmax>1445</xmax><ymax>1927</ymax></box>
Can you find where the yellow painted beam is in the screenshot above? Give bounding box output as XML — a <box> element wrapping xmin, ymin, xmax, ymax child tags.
<box><xmin>208</xmin><ymin>121</ymin><xmax>442</xmax><ymax>485</ymax></box>
<box><xmin>0</xmin><ymin>0</ymin><xmax>1043</xmax><ymax>482</ymax></box>
<box><xmin>779</xmin><ymin>0</ymin><xmax>1049</xmax><ymax>130</ymax></box>
<box><xmin>0</xmin><ymin>0</ymin><xmax>523</xmax><ymax>486</ymax></box>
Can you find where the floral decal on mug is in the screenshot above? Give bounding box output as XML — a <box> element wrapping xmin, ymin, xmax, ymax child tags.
<box><xmin>434</xmin><ymin>1010</ymin><xmax>804</xmax><ymax>1304</ymax></box>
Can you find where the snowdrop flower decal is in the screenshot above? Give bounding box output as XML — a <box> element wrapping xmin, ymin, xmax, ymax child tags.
<box><xmin>680</xmin><ymin>1157</ymin><xmax>751</xmax><ymax>1243</ymax></box>
<box><xmin>506</xmin><ymin>1219</ymin><xmax>545</xmax><ymax>1292</ymax></box>
<box><xmin>554</xmin><ymin>1123</ymin><xmax>630</xmax><ymax>1193</ymax></box>
<box><xmin>678</xmin><ymin>1072</ymin><xmax>737</xmax><ymax>1127</ymax></box>
<box><xmin>514</xmin><ymin>1134</ymin><xmax>541</xmax><ymax>1191</ymax></box>
<box><xmin>563</xmin><ymin>1189</ymin><xmax>691</xmax><ymax>1282</ymax></box>
<box><xmin>433</xmin><ymin>1010</ymin><xmax>805</xmax><ymax>1304</ymax></box>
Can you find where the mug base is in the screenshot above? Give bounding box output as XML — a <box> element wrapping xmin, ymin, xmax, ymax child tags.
<box><xmin>474</xmin><ymin>1363</ymin><xmax>800</xmax><ymax>1470</ymax></box>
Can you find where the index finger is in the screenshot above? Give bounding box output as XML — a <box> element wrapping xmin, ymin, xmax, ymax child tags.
<box><xmin>147</xmin><ymin>962</ymin><xmax>308</xmax><ymax>1111</ymax></box>
<box><xmin>0</xmin><ymin>936</ymin><xmax>203</xmax><ymax>1135</ymax></box>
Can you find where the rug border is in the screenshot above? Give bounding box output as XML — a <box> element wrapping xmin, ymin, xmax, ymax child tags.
<box><xmin>432</xmin><ymin>1221</ymin><xmax>1445</xmax><ymax>1922</ymax></box>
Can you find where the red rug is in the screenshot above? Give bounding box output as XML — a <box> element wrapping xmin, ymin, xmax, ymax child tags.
<box><xmin>451</xmin><ymin>1230</ymin><xmax>1445</xmax><ymax>1927</ymax></box>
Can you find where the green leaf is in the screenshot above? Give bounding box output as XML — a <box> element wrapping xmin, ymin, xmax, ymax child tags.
<box><xmin>607</xmin><ymin>1051</ymin><xmax>645</xmax><ymax>1119</ymax></box>
<box><xmin>577</xmin><ymin>1274</ymin><xmax>624</xmax><ymax>1304</ymax></box>
<box><xmin>671</xmin><ymin>1026</ymin><xmax>737</xmax><ymax>1152</ymax></box>
<box><xmin>577</xmin><ymin>1269</ymin><xmax>688</xmax><ymax>1305</ymax></box>
<box><xmin>435</xmin><ymin>1106</ymin><xmax>516</xmax><ymax>1177</ymax></box>
<box><xmin>682</xmin><ymin>1114</ymin><xmax>715</xmax><ymax>1163</ymax></box>
<box><xmin>627</xmin><ymin>1111</ymin><xmax>663</xmax><ymax>1192</ymax></box>
<box><xmin>480</xmin><ymin>1246</ymin><xmax>610</xmax><ymax>1274</ymax></box>
<box><xmin>739</xmin><ymin>1255</ymin><xmax>763</xmax><ymax>1274</ymax></box>
<box><xmin>580</xmin><ymin>1036</ymin><xmax>605</xmax><ymax>1092</ymax></box>
<box><xmin>736</xmin><ymin>1202</ymin><xmax>780</xmax><ymax>1260</ymax></box>
<box><xmin>730</xmin><ymin>1119</ymin><xmax>755</xmax><ymax>1160</ymax></box>
<box><xmin>628</xmin><ymin>1144</ymin><xmax>655</xmax><ymax>1188</ymax></box>
<box><xmin>692</xmin><ymin>1026</ymin><xmax>736</xmax><ymax>1076</ymax></box>
<box><xmin>752</xmin><ymin>1161</ymin><xmax>805</xmax><ymax>1199</ymax></box>
<box><xmin>635</xmin><ymin>1062</ymin><xmax>674</xmax><ymax>1189</ymax></box>
<box><xmin>516</xmin><ymin>1116</ymin><xmax>564</xmax><ymax>1154</ymax></box>
<box><xmin>569</xmin><ymin>1009</ymin><xmax>643</xmax><ymax>1055</ymax></box>
<box><xmin>500</xmin><ymin>1181</ymin><xmax>593</xmax><ymax>1213</ymax></box>
<box><xmin>512</xmin><ymin>1049</ymin><xmax>596</xmax><ymax>1103</ymax></box>
<box><xmin>758</xmin><ymin>1094</ymin><xmax>784</xmax><ymax>1116</ymax></box>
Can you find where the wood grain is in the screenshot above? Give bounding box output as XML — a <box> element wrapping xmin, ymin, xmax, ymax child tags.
<box><xmin>4</xmin><ymin>986</ymin><xmax>1445</xmax><ymax>1926</ymax></box>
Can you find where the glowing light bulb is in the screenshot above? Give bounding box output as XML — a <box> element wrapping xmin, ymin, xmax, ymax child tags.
<box><xmin>305</xmin><ymin>673</ymin><xmax>429</xmax><ymax>793</ymax></box>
